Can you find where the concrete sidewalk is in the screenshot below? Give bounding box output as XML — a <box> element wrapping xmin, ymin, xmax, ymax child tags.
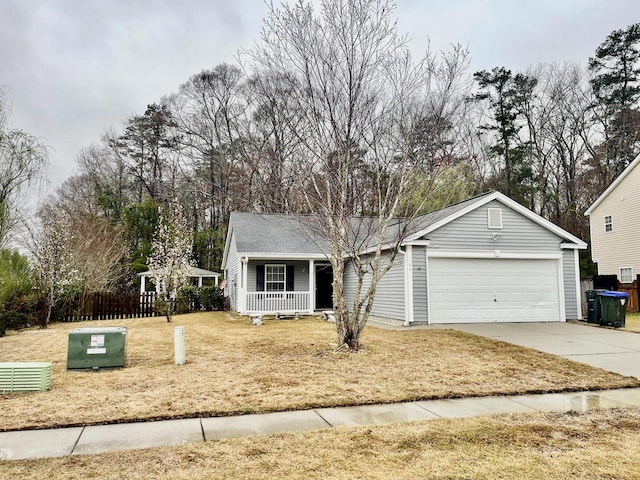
<box><xmin>2</xmin><ymin>387</ymin><xmax>640</xmax><ymax>460</ymax></box>
<box><xmin>3</xmin><ymin>321</ymin><xmax>640</xmax><ymax>461</ymax></box>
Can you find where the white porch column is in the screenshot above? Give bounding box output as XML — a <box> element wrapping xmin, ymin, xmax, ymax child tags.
<box><xmin>140</xmin><ymin>275</ymin><xmax>146</xmax><ymax>294</ymax></box>
<box><xmin>308</xmin><ymin>260</ymin><xmax>315</xmax><ymax>313</ymax></box>
<box><xmin>238</xmin><ymin>256</ymin><xmax>248</xmax><ymax>313</ymax></box>
<box><xmin>198</xmin><ymin>277</ymin><xmax>203</xmax><ymax>288</ymax></box>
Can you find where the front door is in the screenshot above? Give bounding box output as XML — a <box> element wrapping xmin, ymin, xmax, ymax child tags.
<box><xmin>315</xmin><ymin>264</ymin><xmax>333</xmax><ymax>310</ymax></box>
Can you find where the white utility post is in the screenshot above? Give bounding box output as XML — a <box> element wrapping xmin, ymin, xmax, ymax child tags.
<box><xmin>174</xmin><ymin>326</ymin><xmax>185</xmax><ymax>365</ymax></box>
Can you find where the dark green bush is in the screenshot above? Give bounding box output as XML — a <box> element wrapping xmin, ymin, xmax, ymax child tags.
<box><xmin>174</xmin><ymin>285</ymin><xmax>223</xmax><ymax>313</ymax></box>
<box><xmin>0</xmin><ymin>310</ymin><xmax>30</xmax><ymax>336</ymax></box>
<box><xmin>176</xmin><ymin>287</ymin><xmax>196</xmax><ymax>314</ymax></box>
<box><xmin>199</xmin><ymin>286</ymin><xmax>223</xmax><ymax>311</ymax></box>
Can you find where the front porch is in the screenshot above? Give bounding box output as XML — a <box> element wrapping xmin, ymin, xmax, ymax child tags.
<box><xmin>236</xmin><ymin>259</ymin><xmax>333</xmax><ymax>315</ymax></box>
<box><xmin>245</xmin><ymin>292</ymin><xmax>311</xmax><ymax>314</ymax></box>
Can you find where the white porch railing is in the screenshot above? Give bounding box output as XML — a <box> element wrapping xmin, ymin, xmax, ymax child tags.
<box><xmin>245</xmin><ymin>292</ymin><xmax>310</xmax><ymax>313</ymax></box>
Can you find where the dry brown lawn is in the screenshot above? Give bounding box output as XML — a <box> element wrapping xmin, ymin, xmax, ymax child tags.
<box><xmin>3</xmin><ymin>408</ymin><xmax>640</xmax><ymax>479</ymax></box>
<box><xmin>1</xmin><ymin>312</ymin><xmax>638</xmax><ymax>431</ymax></box>
<box><xmin>624</xmin><ymin>312</ymin><xmax>640</xmax><ymax>333</ymax></box>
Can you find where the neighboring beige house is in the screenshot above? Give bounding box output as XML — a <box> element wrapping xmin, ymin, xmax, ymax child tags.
<box><xmin>585</xmin><ymin>154</ymin><xmax>640</xmax><ymax>284</ymax></box>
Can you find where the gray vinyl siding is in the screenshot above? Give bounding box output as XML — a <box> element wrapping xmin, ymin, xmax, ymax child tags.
<box><xmin>412</xmin><ymin>247</ymin><xmax>428</xmax><ymax>321</ymax></box>
<box><xmin>563</xmin><ymin>250</ymin><xmax>579</xmax><ymax>319</ymax></box>
<box><xmin>344</xmin><ymin>253</ymin><xmax>405</xmax><ymax>321</ymax></box>
<box><xmin>247</xmin><ymin>260</ymin><xmax>309</xmax><ymax>292</ymax></box>
<box><xmin>424</xmin><ymin>200</ymin><xmax>564</xmax><ymax>252</ymax></box>
<box><xmin>227</xmin><ymin>232</ymin><xmax>239</xmax><ymax>311</ymax></box>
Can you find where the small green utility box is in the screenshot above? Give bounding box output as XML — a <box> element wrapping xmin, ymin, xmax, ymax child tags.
<box><xmin>67</xmin><ymin>327</ymin><xmax>127</xmax><ymax>370</ymax></box>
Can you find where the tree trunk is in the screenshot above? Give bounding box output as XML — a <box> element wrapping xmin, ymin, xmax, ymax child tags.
<box><xmin>332</xmin><ymin>255</ymin><xmax>363</xmax><ymax>350</ymax></box>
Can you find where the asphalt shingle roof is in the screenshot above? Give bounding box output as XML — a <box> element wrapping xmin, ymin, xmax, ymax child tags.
<box><xmin>230</xmin><ymin>212</ymin><xmax>331</xmax><ymax>255</ymax></box>
<box><xmin>230</xmin><ymin>193</ymin><xmax>496</xmax><ymax>256</ymax></box>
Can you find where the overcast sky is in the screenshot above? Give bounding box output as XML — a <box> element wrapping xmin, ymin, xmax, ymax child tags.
<box><xmin>1</xmin><ymin>0</ymin><xmax>639</xmax><ymax>196</ymax></box>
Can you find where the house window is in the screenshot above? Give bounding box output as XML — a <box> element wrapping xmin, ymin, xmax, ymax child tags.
<box><xmin>265</xmin><ymin>264</ymin><xmax>286</xmax><ymax>291</ymax></box>
<box><xmin>604</xmin><ymin>215</ymin><xmax>613</xmax><ymax>233</ymax></box>
<box><xmin>487</xmin><ymin>208</ymin><xmax>503</xmax><ymax>229</ymax></box>
<box><xmin>620</xmin><ymin>267</ymin><xmax>633</xmax><ymax>284</ymax></box>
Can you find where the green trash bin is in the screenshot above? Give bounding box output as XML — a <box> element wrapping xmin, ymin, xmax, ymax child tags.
<box><xmin>585</xmin><ymin>290</ymin><xmax>606</xmax><ymax>324</ymax></box>
<box><xmin>597</xmin><ymin>291</ymin><xmax>629</xmax><ymax>328</ymax></box>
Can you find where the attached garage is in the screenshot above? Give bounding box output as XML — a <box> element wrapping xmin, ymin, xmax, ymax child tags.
<box><xmin>427</xmin><ymin>257</ymin><xmax>562</xmax><ymax>324</ymax></box>
<box><xmin>226</xmin><ymin>191</ymin><xmax>587</xmax><ymax>325</ymax></box>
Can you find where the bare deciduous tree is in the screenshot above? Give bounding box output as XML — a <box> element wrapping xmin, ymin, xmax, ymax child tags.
<box><xmin>0</xmin><ymin>88</ymin><xmax>47</xmax><ymax>248</ymax></box>
<box><xmin>249</xmin><ymin>0</ymin><xmax>469</xmax><ymax>349</ymax></box>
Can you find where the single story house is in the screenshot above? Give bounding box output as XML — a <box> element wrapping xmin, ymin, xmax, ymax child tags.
<box><xmin>222</xmin><ymin>191</ymin><xmax>587</xmax><ymax>325</ymax></box>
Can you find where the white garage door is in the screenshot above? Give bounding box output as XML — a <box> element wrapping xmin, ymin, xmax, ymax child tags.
<box><xmin>428</xmin><ymin>258</ymin><xmax>561</xmax><ymax>324</ymax></box>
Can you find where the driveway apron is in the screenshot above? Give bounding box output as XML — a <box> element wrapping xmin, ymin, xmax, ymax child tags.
<box><xmin>432</xmin><ymin>322</ymin><xmax>640</xmax><ymax>379</ymax></box>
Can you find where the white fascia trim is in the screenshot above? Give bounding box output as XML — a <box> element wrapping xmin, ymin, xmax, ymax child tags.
<box><xmin>560</xmin><ymin>243</ymin><xmax>587</xmax><ymax>250</ymax></box>
<box><xmin>357</xmin><ymin>242</ymin><xmax>399</xmax><ymax>256</ymax></box>
<box><xmin>358</xmin><ymin>239</ymin><xmax>429</xmax><ymax>256</ymax></box>
<box><xmin>241</xmin><ymin>253</ymin><xmax>329</xmax><ymax>260</ymax></box>
<box><xmin>404</xmin><ymin>240</ymin><xmax>430</xmax><ymax>246</ymax></box>
<box><xmin>585</xmin><ymin>153</ymin><xmax>640</xmax><ymax>215</ymax></box>
<box><xmin>407</xmin><ymin>191</ymin><xmax>587</xmax><ymax>249</ymax></box>
<box><xmin>426</xmin><ymin>250</ymin><xmax>563</xmax><ymax>260</ymax></box>
<box><xmin>221</xmin><ymin>225</ymin><xmax>234</xmax><ymax>270</ymax></box>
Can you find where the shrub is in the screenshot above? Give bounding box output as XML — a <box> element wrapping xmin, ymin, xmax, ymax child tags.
<box><xmin>200</xmin><ymin>286</ymin><xmax>223</xmax><ymax>311</ymax></box>
<box><xmin>0</xmin><ymin>250</ymin><xmax>32</xmax><ymax>307</ymax></box>
<box><xmin>0</xmin><ymin>310</ymin><xmax>30</xmax><ymax>337</ymax></box>
<box><xmin>176</xmin><ymin>286</ymin><xmax>196</xmax><ymax>314</ymax></box>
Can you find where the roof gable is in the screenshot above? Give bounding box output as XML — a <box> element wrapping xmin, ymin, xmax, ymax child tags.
<box><xmin>407</xmin><ymin>191</ymin><xmax>586</xmax><ymax>248</ymax></box>
<box><xmin>585</xmin><ymin>153</ymin><xmax>640</xmax><ymax>216</ymax></box>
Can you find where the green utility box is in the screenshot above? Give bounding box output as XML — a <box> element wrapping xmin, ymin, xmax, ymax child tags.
<box><xmin>598</xmin><ymin>291</ymin><xmax>629</xmax><ymax>328</ymax></box>
<box><xmin>585</xmin><ymin>289</ymin><xmax>606</xmax><ymax>324</ymax></box>
<box><xmin>67</xmin><ymin>327</ymin><xmax>127</xmax><ymax>370</ymax></box>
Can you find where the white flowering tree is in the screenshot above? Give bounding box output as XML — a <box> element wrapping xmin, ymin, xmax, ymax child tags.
<box><xmin>147</xmin><ymin>201</ymin><xmax>193</xmax><ymax>322</ymax></box>
<box><xmin>28</xmin><ymin>211</ymin><xmax>79</xmax><ymax>326</ymax></box>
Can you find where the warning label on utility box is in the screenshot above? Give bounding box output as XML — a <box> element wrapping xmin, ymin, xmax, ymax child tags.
<box><xmin>90</xmin><ymin>335</ymin><xmax>105</xmax><ymax>347</ymax></box>
<box><xmin>87</xmin><ymin>348</ymin><xmax>107</xmax><ymax>355</ymax></box>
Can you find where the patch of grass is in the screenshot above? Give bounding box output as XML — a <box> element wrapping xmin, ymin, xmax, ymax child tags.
<box><xmin>3</xmin><ymin>409</ymin><xmax>640</xmax><ymax>479</ymax></box>
<box><xmin>0</xmin><ymin>312</ymin><xmax>638</xmax><ymax>431</ymax></box>
<box><xmin>623</xmin><ymin>312</ymin><xmax>640</xmax><ymax>333</ymax></box>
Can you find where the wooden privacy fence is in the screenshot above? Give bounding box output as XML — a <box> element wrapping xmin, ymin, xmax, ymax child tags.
<box><xmin>58</xmin><ymin>289</ymin><xmax>224</xmax><ymax>322</ymax></box>
<box><xmin>580</xmin><ymin>277</ymin><xmax>639</xmax><ymax>315</ymax></box>
<box><xmin>59</xmin><ymin>292</ymin><xmax>158</xmax><ymax>321</ymax></box>
<box><xmin>618</xmin><ymin>280</ymin><xmax>639</xmax><ymax>313</ymax></box>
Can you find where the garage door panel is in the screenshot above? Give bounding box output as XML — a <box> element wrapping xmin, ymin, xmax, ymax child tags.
<box><xmin>429</xmin><ymin>258</ymin><xmax>560</xmax><ymax>324</ymax></box>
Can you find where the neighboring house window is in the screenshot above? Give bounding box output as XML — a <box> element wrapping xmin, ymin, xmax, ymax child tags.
<box><xmin>266</xmin><ymin>264</ymin><xmax>286</xmax><ymax>291</ymax></box>
<box><xmin>604</xmin><ymin>215</ymin><xmax>613</xmax><ymax>233</ymax></box>
<box><xmin>487</xmin><ymin>208</ymin><xmax>503</xmax><ymax>229</ymax></box>
<box><xmin>620</xmin><ymin>267</ymin><xmax>633</xmax><ymax>284</ymax></box>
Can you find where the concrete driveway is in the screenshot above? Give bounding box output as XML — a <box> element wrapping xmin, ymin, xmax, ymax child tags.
<box><xmin>429</xmin><ymin>322</ymin><xmax>640</xmax><ymax>379</ymax></box>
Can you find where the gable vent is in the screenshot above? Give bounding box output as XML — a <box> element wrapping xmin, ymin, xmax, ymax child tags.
<box><xmin>0</xmin><ymin>362</ymin><xmax>52</xmax><ymax>393</ymax></box>
<box><xmin>487</xmin><ymin>208</ymin><xmax>503</xmax><ymax>229</ymax></box>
